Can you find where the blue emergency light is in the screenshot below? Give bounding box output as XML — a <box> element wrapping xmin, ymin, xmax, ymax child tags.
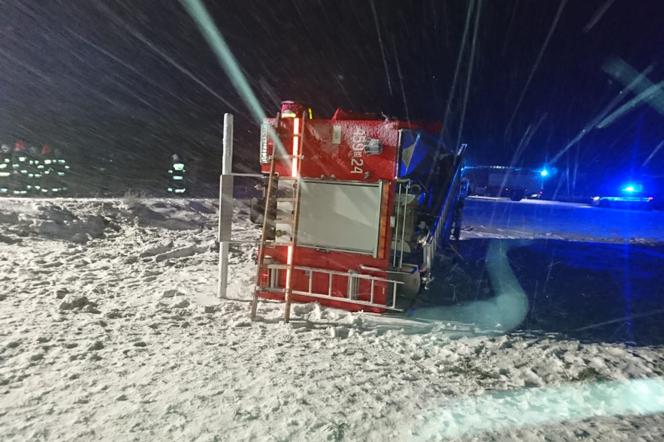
<box><xmin>621</xmin><ymin>182</ymin><xmax>643</xmax><ymax>194</ymax></box>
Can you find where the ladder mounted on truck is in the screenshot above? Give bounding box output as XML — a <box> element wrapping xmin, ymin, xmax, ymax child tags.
<box><xmin>250</xmin><ymin>110</ymin><xmax>305</xmax><ymax>322</ymax></box>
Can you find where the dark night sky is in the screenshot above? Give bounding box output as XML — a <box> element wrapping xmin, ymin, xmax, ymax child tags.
<box><xmin>1</xmin><ymin>0</ymin><xmax>663</xmax><ymax>195</ymax></box>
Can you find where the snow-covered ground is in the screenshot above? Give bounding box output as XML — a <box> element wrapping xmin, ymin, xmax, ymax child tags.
<box><xmin>1</xmin><ymin>197</ymin><xmax>664</xmax><ymax>441</ymax></box>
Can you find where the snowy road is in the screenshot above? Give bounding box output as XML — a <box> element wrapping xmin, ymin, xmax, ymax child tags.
<box><xmin>462</xmin><ymin>196</ymin><xmax>664</xmax><ymax>243</ymax></box>
<box><xmin>448</xmin><ymin>197</ymin><xmax>664</xmax><ymax>345</ymax></box>
<box><xmin>1</xmin><ymin>198</ymin><xmax>664</xmax><ymax>441</ymax></box>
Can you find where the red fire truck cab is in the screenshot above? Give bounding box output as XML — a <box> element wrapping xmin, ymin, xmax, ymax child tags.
<box><xmin>250</xmin><ymin>100</ymin><xmax>466</xmax><ymax>316</ymax></box>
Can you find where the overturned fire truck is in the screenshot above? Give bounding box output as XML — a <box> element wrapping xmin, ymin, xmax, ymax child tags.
<box><xmin>218</xmin><ymin>101</ymin><xmax>467</xmax><ymax>321</ymax></box>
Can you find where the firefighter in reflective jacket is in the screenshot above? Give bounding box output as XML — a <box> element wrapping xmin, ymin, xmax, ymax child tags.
<box><xmin>0</xmin><ymin>144</ymin><xmax>11</xmax><ymax>195</ymax></box>
<box><xmin>12</xmin><ymin>140</ymin><xmax>29</xmax><ymax>195</ymax></box>
<box><xmin>167</xmin><ymin>153</ymin><xmax>186</xmax><ymax>194</ymax></box>
<box><xmin>51</xmin><ymin>148</ymin><xmax>69</xmax><ymax>193</ymax></box>
<box><xmin>40</xmin><ymin>144</ymin><xmax>54</xmax><ymax>195</ymax></box>
<box><xmin>27</xmin><ymin>145</ymin><xmax>43</xmax><ymax>195</ymax></box>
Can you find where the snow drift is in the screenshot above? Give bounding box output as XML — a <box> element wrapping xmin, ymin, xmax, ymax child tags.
<box><xmin>1</xmin><ymin>197</ymin><xmax>663</xmax><ymax>441</ymax></box>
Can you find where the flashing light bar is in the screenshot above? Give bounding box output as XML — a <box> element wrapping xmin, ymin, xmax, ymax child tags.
<box><xmin>620</xmin><ymin>182</ymin><xmax>643</xmax><ymax>194</ymax></box>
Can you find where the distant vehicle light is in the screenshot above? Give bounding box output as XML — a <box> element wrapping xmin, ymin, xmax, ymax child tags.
<box><xmin>592</xmin><ymin>196</ymin><xmax>600</xmax><ymax>202</ymax></box>
<box><xmin>539</xmin><ymin>168</ymin><xmax>550</xmax><ymax>178</ymax></box>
